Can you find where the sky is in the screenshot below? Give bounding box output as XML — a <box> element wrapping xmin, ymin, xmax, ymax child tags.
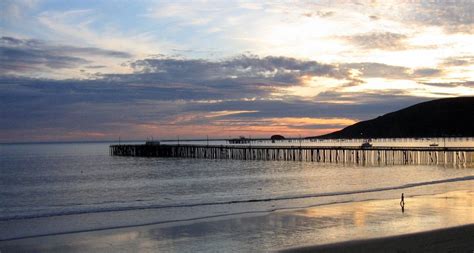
<box><xmin>1</xmin><ymin>0</ymin><xmax>473</xmax><ymax>142</ymax></box>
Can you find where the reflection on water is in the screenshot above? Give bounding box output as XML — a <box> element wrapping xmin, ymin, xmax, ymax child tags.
<box><xmin>142</xmin><ymin>190</ymin><xmax>474</xmax><ymax>252</ymax></box>
<box><xmin>2</xmin><ymin>189</ymin><xmax>472</xmax><ymax>253</ymax></box>
<box><xmin>353</xmin><ymin>207</ymin><xmax>367</xmax><ymax>227</ymax></box>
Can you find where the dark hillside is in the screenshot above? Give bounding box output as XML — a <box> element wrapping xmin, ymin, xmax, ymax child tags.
<box><xmin>313</xmin><ymin>97</ymin><xmax>474</xmax><ymax>139</ymax></box>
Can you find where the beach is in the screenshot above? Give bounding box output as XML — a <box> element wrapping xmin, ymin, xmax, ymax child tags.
<box><xmin>283</xmin><ymin>224</ymin><xmax>474</xmax><ymax>253</ymax></box>
<box><xmin>1</xmin><ymin>189</ymin><xmax>473</xmax><ymax>252</ymax></box>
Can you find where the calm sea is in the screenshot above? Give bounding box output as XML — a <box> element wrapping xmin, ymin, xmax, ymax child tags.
<box><xmin>1</xmin><ymin>142</ymin><xmax>473</xmax><ymax>240</ymax></box>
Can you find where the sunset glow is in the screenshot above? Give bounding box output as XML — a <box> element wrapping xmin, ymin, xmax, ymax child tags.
<box><xmin>1</xmin><ymin>0</ymin><xmax>473</xmax><ymax>141</ymax></box>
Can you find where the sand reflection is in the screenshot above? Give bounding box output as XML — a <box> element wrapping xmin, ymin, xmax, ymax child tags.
<box><xmin>1</xmin><ymin>189</ymin><xmax>473</xmax><ymax>252</ymax></box>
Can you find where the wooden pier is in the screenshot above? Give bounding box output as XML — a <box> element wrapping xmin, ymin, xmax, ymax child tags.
<box><xmin>110</xmin><ymin>144</ymin><xmax>474</xmax><ymax>166</ymax></box>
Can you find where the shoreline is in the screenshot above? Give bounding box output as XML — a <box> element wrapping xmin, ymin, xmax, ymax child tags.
<box><xmin>1</xmin><ymin>188</ymin><xmax>473</xmax><ymax>252</ymax></box>
<box><xmin>4</xmin><ymin>175</ymin><xmax>473</xmax><ymax>224</ymax></box>
<box><xmin>2</xmin><ymin>180</ymin><xmax>473</xmax><ymax>242</ymax></box>
<box><xmin>281</xmin><ymin>224</ymin><xmax>474</xmax><ymax>252</ymax></box>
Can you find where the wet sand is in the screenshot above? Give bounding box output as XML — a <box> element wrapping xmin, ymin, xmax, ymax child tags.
<box><xmin>1</xmin><ymin>189</ymin><xmax>473</xmax><ymax>252</ymax></box>
<box><xmin>282</xmin><ymin>224</ymin><xmax>474</xmax><ymax>253</ymax></box>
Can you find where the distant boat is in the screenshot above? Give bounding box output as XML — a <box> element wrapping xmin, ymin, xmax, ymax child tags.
<box><xmin>429</xmin><ymin>143</ymin><xmax>439</xmax><ymax>147</ymax></box>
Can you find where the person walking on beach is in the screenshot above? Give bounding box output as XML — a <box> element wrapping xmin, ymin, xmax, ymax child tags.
<box><xmin>400</xmin><ymin>193</ymin><xmax>405</xmax><ymax>212</ymax></box>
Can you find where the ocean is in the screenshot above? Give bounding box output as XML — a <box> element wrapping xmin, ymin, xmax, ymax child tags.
<box><xmin>1</xmin><ymin>142</ymin><xmax>473</xmax><ymax>241</ymax></box>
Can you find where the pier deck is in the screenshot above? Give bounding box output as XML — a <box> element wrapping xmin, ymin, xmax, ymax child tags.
<box><xmin>110</xmin><ymin>144</ymin><xmax>474</xmax><ymax>166</ymax></box>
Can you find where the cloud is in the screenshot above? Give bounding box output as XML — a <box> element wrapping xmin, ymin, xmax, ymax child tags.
<box><xmin>55</xmin><ymin>46</ymin><xmax>131</xmax><ymax>58</ymax></box>
<box><xmin>412</xmin><ymin>68</ymin><xmax>443</xmax><ymax>77</ymax></box>
<box><xmin>84</xmin><ymin>65</ymin><xmax>107</xmax><ymax>69</ymax></box>
<box><xmin>126</xmin><ymin>55</ymin><xmax>338</xmax><ymax>98</ymax></box>
<box><xmin>1</xmin><ymin>52</ymin><xmax>466</xmax><ymax>141</ymax></box>
<box><xmin>341</xmin><ymin>32</ymin><xmax>409</xmax><ymax>51</ymax></box>
<box><xmin>340</xmin><ymin>62</ymin><xmax>410</xmax><ymax>79</ymax></box>
<box><xmin>36</xmin><ymin>9</ymin><xmax>164</xmax><ymax>58</ymax></box>
<box><xmin>0</xmin><ymin>54</ymin><xmax>340</xmax><ymax>122</ymax></box>
<box><xmin>410</xmin><ymin>1</ymin><xmax>474</xmax><ymax>33</ymax></box>
<box><xmin>0</xmin><ymin>0</ymin><xmax>39</xmax><ymax>21</ymax></box>
<box><xmin>0</xmin><ymin>36</ymin><xmax>131</xmax><ymax>76</ymax></box>
<box><xmin>302</xmin><ymin>10</ymin><xmax>335</xmax><ymax>18</ymax></box>
<box><xmin>0</xmin><ymin>45</ymin><xmax>89</xmax><ymax>73</ymax></box>
<box><xmin>369</xmin><ymin>15</ymin><xmax>379</xmax><ymax>20</ymax></box>
<box><xmin>1</xmin><ymin>49</ymin><xmax>469</xmax><ymax>141</ymax></box>
<box><xmin>1</xmin><ymin>36</ymin><xmax>131</xmax><ymax>58</ymax></box>
<box><xmin>339</xmin><ymin>63</ymin><xmax>444</xmax><ymax>80</ymax></box>
<box><xmin>1</xmin><ymin>1</ymin><xmax>473</xmax><ymax>142</ymax></box>
<box><xmin>441</xmin><ymin>56</ymin><xmax>474</xmax><ymax>67</ymax></box>
<box><xmin>0</xmin><ymin>63</ymin><xmax>432</xmax><ymax>142</ymax></box>
<box><xmin>327</xmin><ymin>1</ymin><xmax>474</xmax><ymax>34</ymax></box>
<box><xmin>421</xmin><ymin>81</ymin><xmax>474</xmax><ymax>88</ymax></box>
<box><xmin>132</xmin><ymin>55</ymin><xmax>334</xmax><ymax>79</ymax></box>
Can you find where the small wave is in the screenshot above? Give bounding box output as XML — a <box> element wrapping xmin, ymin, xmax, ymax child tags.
<box><xmin>1</xmin><ymin>175</ymin><xmax>473</xmax><ymax>221</ymax></box>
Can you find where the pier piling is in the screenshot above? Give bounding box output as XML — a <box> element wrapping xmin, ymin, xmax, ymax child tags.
<box><xmin>110</xmin><ymin>144</ymin><xmax>474</xmax><ymax>166</ymax></box>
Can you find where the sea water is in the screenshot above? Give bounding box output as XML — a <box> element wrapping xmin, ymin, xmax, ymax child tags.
<box><xmin>1</xmin><ymin>142</ymin><xmax>473</xmax><ymax>240</ymax></box>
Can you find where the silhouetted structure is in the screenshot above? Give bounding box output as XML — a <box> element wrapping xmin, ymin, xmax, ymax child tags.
<box><xmin>229</xmin><ymin>136</ymin><xmax>251</xmax><ymax>144</ymax></box>
<box><xmin>110</xmin><ymin>144</ymin><xmax>474</xmax><ymax>166</ymax></box>
<box><xmin>271</xmin><ymin>135</ymin><xmax>285</xmax><ymax>143</ymax></box>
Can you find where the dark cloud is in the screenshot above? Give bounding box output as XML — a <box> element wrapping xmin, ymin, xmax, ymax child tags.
<box><xmin>57</xmin><ymin>46</ymin><xmax>131</xmax><ymax>58</ymax></box>
<box><xmin>0</xmin><ymin>46</ymin><xmax>89</xmax><ymax>72</ymax></box>
<box><xmin>131</xmin><ymin>55</ymin><xmax>335</xmax><ymax>83</ymax></box>
<box><xmin>291</xmin><ymin>124</ymin><xmax>352</xmax><ymax>129</ymax></box>
<box><xmin>188</xmin><ymin>94</ymin><xmax>424</xmax><ymax>121</ymax></box>
<box><xmin>0</xmin><ymin>47</ymin><xmax>453</xmax><ymax>141</ymax></box>
<box><xmin>0</xmin><ymin>54</ymin><xmax>339</xmax><ymax>132</ymax></box>
<box><xmin>118</xmin><ymin>55</ymin><xmax>340</xmax><ymax>99</ymax></box>
<box><xmin>341</xmin><ymin>32</ymin><xmax>408</xmax><ymax>50</ymax></box>
<box><xmin>0</xmin><ymin>63</ymin><xmax>429</xmax><ymax>142</ymax></box>
<box><xmin>0</xmin><ymin>36</ymin><xmax>43</xmax><ymax>47</ymax></box>
<box><xmin>36</xmin><ymin>55</ymin><xmax>329</xmax><ymax>108</ymax></box>
<box><xmin>1</xmin><ymin>37</ymin><xmax>131</xmax><ymax>58</ymax></box>
<box><xmin>0</xmin><ymin>36</ymin><xmax>131</xmax><ymax>74</ymax></box>
<box><xmin>0</xmin><ymin>77</ymin><xmax>181</xmax><ymax>135</ymax></box>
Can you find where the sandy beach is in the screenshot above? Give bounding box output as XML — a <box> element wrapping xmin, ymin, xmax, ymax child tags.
<box><xmin>282</xmin><ymin>224</ymin><xmax>474</xmax><ymax>253</ymax></box>
<box><xmin>1</xmin><ymin>188</ymin><xmax>473</xmax><ymax>252</ymax></box>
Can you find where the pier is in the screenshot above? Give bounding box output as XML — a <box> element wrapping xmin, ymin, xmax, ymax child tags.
<box><xmin>110</xmin><ymin>141</ymin><xmax>474</xmax><ymax>166</ymax></box>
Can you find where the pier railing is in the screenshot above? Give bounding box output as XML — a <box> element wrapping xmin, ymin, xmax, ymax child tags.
<box><xmin>110</xmin><ymin>143</ymin><xmax>474</xmax><ymax>166</ymax></box>
<box><xmin>157</xmin><ymin>137</ymin><xmax>474</xmax><ymax>148</ymax></box>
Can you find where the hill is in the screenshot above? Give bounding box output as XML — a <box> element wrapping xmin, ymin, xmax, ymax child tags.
<box><xmin>313</xmin><ymin>97</ymin><xmax>474</xmax><ymax>139</ymax></box>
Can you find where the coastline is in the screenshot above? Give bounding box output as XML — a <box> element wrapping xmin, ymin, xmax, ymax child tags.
<box><xmin>1</xmin><ymin>188</ymin><xmax>473</xmax><ymax>252</ymax></box>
